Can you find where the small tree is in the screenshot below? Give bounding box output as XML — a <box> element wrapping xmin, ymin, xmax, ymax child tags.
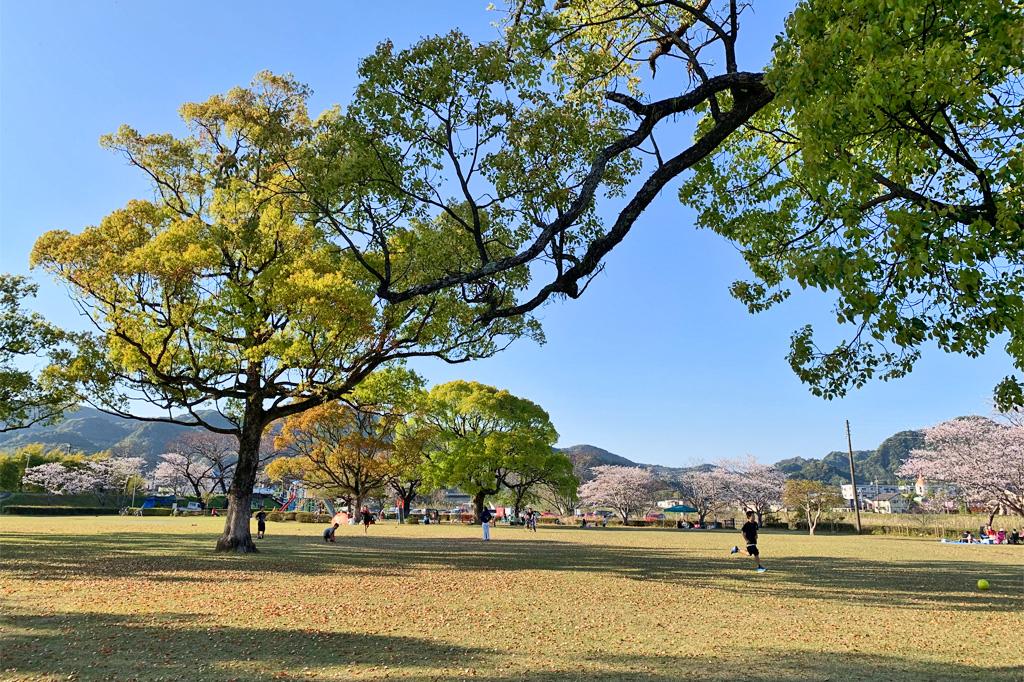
<box><xmin>677</xmin><ymin>470</ymin><xmax>726</xmax><ymax>526</ymax></box>
<box><xmin>271</xmin><ymin>369</ymin><xmax>424</xmax><ymax>522</ymax></box>
<box><xmin>783</xmin><ymin>480</ymin><xmax>844</xmax><ymax>536</ymax></box>
<box><xmin>717</xmin><ymin>457</ymin><xmax>785</xmax><ymax>526</ymax></box>
<box><xmin>578</xmin><ymin>465</ymin><xmax>655</xmax><ymax>524</ymax></box>
<box><xmin>537</xmin><ymin>478</ymin><xmax>579</xmax><ymax>517</ymax></box>
<box><xmin>501</xmin><ymin>451</ymin><xmax>576</xmax><ymax>518</ymax></box>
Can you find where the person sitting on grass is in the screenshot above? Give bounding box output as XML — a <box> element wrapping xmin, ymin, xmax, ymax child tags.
<box><xmin>323</xmin><ymin>522</ymin><xmax>339</xmax><ymax>543</ymax></box>
<box><xmin>731</xmin><ymin>510</ymin><xmax>767</xmax><ymax>573</ymax></box>
<box><xmin>1009</xmin><ymin>529</ymin><xmax>1020</xmax><ymax>545</ymax></box>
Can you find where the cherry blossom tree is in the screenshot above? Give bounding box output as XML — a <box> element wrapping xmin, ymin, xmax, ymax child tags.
<box><xmin>716</xmin><ymin>457</ymin><xmax>786</xmax><ymax>526</ymax></box>
<box><xmin>22</xmin><ymin>456</ymin><xmax>145</xmax><ymax>498</ymax></box>
<box><xmin>154</xmin><ymin>453</ymin><xmax>213</xmax><ymax>497</ymax></box>
<box><xmin>677</xmin><ymin>470</ymin><xmax>727</xmax><ymax>526</ymax></box>
<box><xmin>898</xmin><ymin>417</ymin><xmax>1024</xmax><ymax>523</ymax></box>
<box><xmin>579</xmin><ymin>465</ymin><xmax>655</xmax><ymax>524</ymax></box>
<box><xmin>22</xmin><ymin>462</ymin><xmax>100</xmax><ymax>495</ymax></box>
<box><xmin>170</xmin><ymin>433</ymin><xmax>240</xmax><ymax>495</ymax></box>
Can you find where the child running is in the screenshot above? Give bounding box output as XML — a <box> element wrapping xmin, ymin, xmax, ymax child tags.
<box><xmin>731</xmin><ymin>510</ymin><xmax>767</xmax><ymax>573</ymax></box>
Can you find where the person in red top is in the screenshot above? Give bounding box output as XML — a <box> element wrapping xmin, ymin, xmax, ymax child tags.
<box><xmin>361</xmin><ymin>506</ymin><xmax>372</xmax><ymax>534</ymax></box>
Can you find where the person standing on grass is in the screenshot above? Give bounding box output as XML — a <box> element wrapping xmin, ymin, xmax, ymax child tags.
<box><xmin>255</xmin><ymin>509</ymin><xmax>267</xmax><ymax>539</ymax></box>
<box><xmin>361</xmin><ymin>506</ymin><xmax>372</xmax><ymax>534</ymax></box>
<box><xmin>480</xmin><ymin>506</ymin><xmax>493</xmax><ymax>541</ymax></box>
<box><xmin>731</xmin><ymin>510</ymin><xmax>767</xmax><ymax>573</ymax></box>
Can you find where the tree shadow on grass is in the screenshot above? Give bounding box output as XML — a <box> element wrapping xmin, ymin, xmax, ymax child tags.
<box><xmin>2</xmin><ymin>530</ymin><xmax>1021</xmax><ymax>613</ymax></box>
<box><xmin>522</xmin><ymin>650</ymin><xmax>1024</xmax><ymax>682</ymax></box>
<box><xmin>2</xmin><ymin>611</ymin><xmax>1019</xmax><ymax>682</ymax></box>
<box><xmin>0</xmin><ymin>610</ymin><xmax>488</xmax><ymax>681</ymax></box>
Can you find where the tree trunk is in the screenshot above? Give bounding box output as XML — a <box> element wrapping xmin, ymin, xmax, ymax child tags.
<box><xmin>191</xmin><ymin>480</ymin><xmax>204</xmax><ymax>499</ymax></box>
<box><xmin>473</xmin><ymin>490</ymin><xmax>488</xmax><ymax>524</ymax></box>
<box><xmin>512</xmin><ymin>487</ymin><xmax>526</xmax><ymax>519</ymax></box>
<box><xmin>353</xmin><ymin>493</ymin><xmax>364</xmax><ymax>524</ymax></box>
<box><xmin>216</xmin><ymin>413</ymin><xmax>263</xmax><ymax>553</ymax></box>
<box><xmin>697</xmin><ymin>510</ymin><xmax>708</xmax><ymax>526</ymax></box>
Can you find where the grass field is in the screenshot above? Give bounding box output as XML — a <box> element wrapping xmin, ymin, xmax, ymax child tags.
<box><xmin>1</xmin><ymin>517</ymin><xmax>1022</xmax><ymax>681</ymax></box>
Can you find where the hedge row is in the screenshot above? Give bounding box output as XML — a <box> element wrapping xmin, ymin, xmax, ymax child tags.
<box><xmin>264</xmin><ymin>511</ymin><xmax>319</xmax><ymax>522</ymax></box>
<box><xmin>4</xmin><ymin>505</ymin><xmax>119</xmax><ymax>516</ymax></box>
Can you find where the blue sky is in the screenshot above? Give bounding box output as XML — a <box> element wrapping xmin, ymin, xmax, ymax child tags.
<box><xmin>0</xmin><ymin>1</ymin><xmax>1009</xmax><ymax>465</ymax></box>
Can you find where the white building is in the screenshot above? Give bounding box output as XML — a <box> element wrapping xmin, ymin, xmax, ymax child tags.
<box><xmin>840</xmin><ymin>483</ymin><xmax>899</xmax><ymax>509</ymax></box>
<box><xmin>869</xmin><ymin>492</ymin><xmax>911</xmax><ymax>514</ymax></box>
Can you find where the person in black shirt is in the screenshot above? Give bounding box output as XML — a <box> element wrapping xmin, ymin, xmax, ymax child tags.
<box><xmin>255</xmin><ymin>510</ymin><xmax>268</xmax><ymax>539</ymax></box>
<box><xmin>480</xmin><ymin>507</ymin><xmax>493</xmax><ymax>541</ymax></box>
<box><xmin>731</xmin><ymin>510</ymin><xmax>766</xmax><ymax>572</ymax></box>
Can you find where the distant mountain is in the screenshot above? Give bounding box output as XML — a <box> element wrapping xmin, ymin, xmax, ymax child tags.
<box><xmin>557</xmin><ymin>444</ymin><xmax>708</xmax><ymax>484</ymax></box>
<box><xmin>557</xmin><ymin>444</ymin><xmax>638</xmax><ymax>470</ymax></box>
<box><xmin>0</xmin><ymin>408</ymin><xmax>950</xmax><ymax>485</ymax></box>
<box><xmin>775</xmin><ymin>429</ymin><xmax>926</xmax><ymax>485</ymax></box>
<box><xmin>0</xmin><ymin>406</ymin><xmax>234</xmax><ymax>465</ymax></box>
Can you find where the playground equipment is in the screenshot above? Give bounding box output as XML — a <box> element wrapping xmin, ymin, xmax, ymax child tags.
<box><xmin>276</xmin><ymin>483</ymin><xmax>337</xmax><ymax>515</ymax></box>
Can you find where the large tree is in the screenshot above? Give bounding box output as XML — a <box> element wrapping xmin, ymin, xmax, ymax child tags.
<box><xmin>31</xmin><ymin>74</ymin><xmax>532</xmax><ymax>552</ymax></box>
<box><xmin>676</xmin><ymin>0</ymin><xmax>1024</xmax><ymax>407</ymax></box>
<box><xmin>898</xmin><ymin>417</ymin><xmax>1024</xmax><ymax>521</ymax></box>
<box><xmin>418</xmin><ymin>381</ymin><xmax>560</xmax><ymax>523</ymax></box>
<box><xmin>0</xmin><ymin>275</ymin><xmax>75</xmax><ymax>432</ymax></box>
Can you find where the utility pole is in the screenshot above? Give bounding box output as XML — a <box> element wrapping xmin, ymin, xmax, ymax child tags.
<box><xmin>846</xmin><ymin>420</ymin><xmax>862</xmax><ymax>534</ymax></box>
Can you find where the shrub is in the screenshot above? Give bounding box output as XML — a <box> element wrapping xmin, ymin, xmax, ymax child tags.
<box><xmin>123</xmin><ymin>507</ymin><xmax>173</xmax><ymax>516</ymax></box>
<box><xmin>266</xmin><ymin>511</ymin><xmax>285</xmax><ymax>522</ymax></box>
<box><xmin>206</xmin><ymin>495</ymin><xmax>228</xmax><ymax>509</ymax></box>
<box><xmin>283</xmin><ymin>511</ymin><xmax>296</xmax><ymax>521</ymax></box>
<box><xmin>295</xmin><ymin>511</ymin><xmax>315</xmax><ymax>523</ymax></box>
<box><xmin>4</xmin><ymin>505</ymin><xmax>119</xmax><ymax>515</ymax></box>
<box><xmin>405</xmin><ymin>514</ymin><xmax>422</xmax><ymax>524</ymax></box>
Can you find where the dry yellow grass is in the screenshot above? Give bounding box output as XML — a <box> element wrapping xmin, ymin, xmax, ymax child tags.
<box><xmin>1</xmin><ymin>516</ymin><xmax>1022</xmax><ymax>681</ymax></box>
